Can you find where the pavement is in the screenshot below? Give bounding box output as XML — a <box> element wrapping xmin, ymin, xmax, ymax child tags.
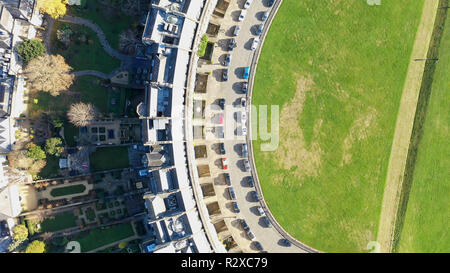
<box><xmin>194</xmin><ymin>0</ymin><xmax>307</xmax><ymax>253</ymax></box>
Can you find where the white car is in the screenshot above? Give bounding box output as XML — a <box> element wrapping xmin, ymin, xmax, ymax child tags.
<box><xmin>240</xmin><ymin>111</ymin><xmax>247</xmax><ymax>123</ymax></box>
<box><xmin>240</xmin><ymin>97</ymin><xmax>247</xmax><ymax>108</ymax></box>
<box><xmin>243</xmin><ymin>0</ymin><xmax>253</xmax><ymax>9</ymax></box>
<box><xmin>251</xmin><ymin>37</ymin><xmax>260</xmax><ymax>50</ymax></box>
<box><xmin>241</xmin><ymin>125</ymin><xmax>247</xmax><ymax>136</ymax></box>
<box><xmin>239</xmin><ymin>9</ymin><xmax>247</xmax><ymax>22</ymax></box>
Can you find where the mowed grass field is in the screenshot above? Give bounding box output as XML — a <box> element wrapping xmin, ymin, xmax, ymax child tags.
<box><xmin>252</xmin><ymin>1</ymin><xmax>424</xmax><ymax>252</ymax></box>
<box><xmin>397</xmin><ymin>11</ymin><xmax>450</xmax><ymax>253</ymax></box>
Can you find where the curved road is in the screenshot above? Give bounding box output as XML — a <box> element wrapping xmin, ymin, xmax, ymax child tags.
<box><xmin>202</xmin><ymin>0</ymin><xmax>316</xmax><ymax>252</ymax></box>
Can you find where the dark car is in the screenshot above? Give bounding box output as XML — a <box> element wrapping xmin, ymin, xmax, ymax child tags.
<box><xmin>219</xmin><ymin>142</ymin><xmax>226</xmax><ymax>154</ymax></box>
<box><xmin>228</xmin><ymin>38</ymin><xmax>236</xmax><ymax>51</ymax></box>
<box><xmin>256</xmin><ymin>24</ymin><xmax>264</xmax><ymax>35</ymax></box>
<box><xmin>218</xmin><ymin>98</ymin><xmax>225</xmax><ymax>110</ymax></box>
<box><xmin>223</xmin><ymin>69</ymin><xmax>228</xmax><ymax>81</ymax></box>
<box><xmin>251</xmin><ymin>191</ymin><xmax>260</xmax><ymax>201</ymax></box>
<box><xmin>228</xmin><ymin>187</ymin><xmax>237</xmax><ymax>200</ymax></box>
<box><xmin>241</xmin><ymin>143</ymin><xmax>248</xmax><ymax>157</ymax></box>
<box><xmin>247</xmin><ymin>176</ymin><xmax>254</xmax><ymax>187</ymax></box>
<box><xmin>224</xmin><ymin>54</ymin><xmax>232</xmax><ymax>66</ymax></box>
<box><xmin>267</xmin><ymin>0</ymin><xmax>275</xmax><ymax>7</ymax></box>
<box><xmin>232</xmin><ymin>202</ymin><xmax>240</xmax><ymax>213</ymax></box>
<box><xmin>242</xmin><ymin>82</ymin><xmax>248</xmax><ymax>93</ymax></box>
<box><xmin>262</xmin><ymin>216</ymin><xmax>272</xmax><ymax>228</ymax></box>
<box><xmin>281</xmin><ymin>239</ymin><xmax>292</xmax><ymax>247</ymax></box>
<box><xmin>224</xmin><ymin>173</ymin><xmax>231</xmax><ymax>186</ymax></box>
<box><xmin>240</xmin><ymin>219</ymin><xmax>250</xmax><ymax>232</ymax></box>
<box><xmin>254</xmin><ymin>241</ymin><xmax>264</xmax><ymax>251</ymax></box>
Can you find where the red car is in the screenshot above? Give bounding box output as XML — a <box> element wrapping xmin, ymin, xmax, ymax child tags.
<box><xmin>221</xmin><ymin>158</ymin><xmax>229</xmax><ymax>170</ymax></box>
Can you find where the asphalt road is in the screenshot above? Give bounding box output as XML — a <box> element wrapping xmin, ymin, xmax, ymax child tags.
<box><xmin>202</xmin><ymin>0</ymin><xmax>307</xmax><ymax>253</ymax></box>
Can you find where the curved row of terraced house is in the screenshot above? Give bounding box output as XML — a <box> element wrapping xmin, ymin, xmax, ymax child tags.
<box><xmin>135</xmin><ymin>0</ymin><xmax>225</xmax><ymax>253</ymax></box>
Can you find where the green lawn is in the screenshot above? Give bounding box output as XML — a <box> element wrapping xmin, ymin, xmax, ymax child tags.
<box><xmin>40</xmin><ymin>212</ymin><xmax>78</xmax><ymax>233</ymax></box>
<box><xmin>50</xmin><ymin>184</ymin><xmax>87</xmax><ymax>198</ymax></box>
<box><xmin>51</xmin><ymin>21</ymin><xmax>121</xmax><ymax>73</ymax></box>
<box><xmin>252</xmin><ymin>1</ymin><xmax>424</xmax><ymax>252</ymax></box>
<box><xmin>89</xmin><ymin>146</ymin><xmax>130</xmax><ymax>172</ymax></box>
<box><xmin>397</xmin><ymin>11</ymin><xmax>450</xmax><ymax>253</ymax></box>
<box><xmin>38</xmin><ymin>155</ymin><xmax>60</xmax><ymax>179</ymax></box>
<box><xmin>74</xmin><ymin>223</ymin><xmax>135</xmax><ymax>252</ymax></box>
<box><xmin>64</xmin><ymin>121</ymin><xmax>79</xmax><ymax>147</ymax></box>
<box><xmin>68</xmin><ymin>0</ymin><xmax>136</xmax><ymax>51</ymax></box>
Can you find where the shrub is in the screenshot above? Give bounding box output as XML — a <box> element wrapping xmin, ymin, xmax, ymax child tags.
<box><xmin>17</xmin><ymin>39</ymin><xmax>46</xmax><ymax>63</ymax></box>
<box><xmin>25</xmin><ymin>142</ymin><xmax>46</xmax><ymax>160</ymax></box>
<box><xmin>197</xmin><ymin>34</ymin><xmax>209</xmax><ymax>57</ymax></box>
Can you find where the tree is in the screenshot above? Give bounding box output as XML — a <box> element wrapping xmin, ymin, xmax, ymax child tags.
<box><xmin>16</xmin><ymin>39</ymin><xmax>46</xmax><ymax>64</ymax></box>
<box><xmin>51</xmin><ymin>116</ymin><xmax>64</xmax><ymax>128</ymax></box>
<box><xmin>12</xmin><ymin>225</ymin><xmax>28</xmax><ymax>242</ymax></box>
<box><xmin>119</xmin><ymin>29</ymin><xmax>140</xmax><ymax>54</ymax></box>
<box><xmin>8</xmin><ymin>149</ymin><xmax>47</xmax><ymax>174</ymax></box>
<box><xmin>45</xmin><ymin>138</ymin><xmax>63</xmax><ymax>156</ymax></box>
<box><xmin>67</xmin><ymin>102</ymin><xmax>98</xmax><ymax>127</ymax></box>
<box><xmin>23</xmin><ymin>54</ymin><xmax>74</xmax><ymax>96</ymax></box>
<box><xmin>25</xmin><ymin>240</ymin><xmax>46</xmax><ymax>253</ymax></box>
<box><xmin>37</xmin><ymin>0</ymin><xmax>68</xmax><ymax>19</ymax></box>
<box><xmin>25</xmin><ymin>142</ymin><xmax>46</xmax><ymax>160</ymax></box>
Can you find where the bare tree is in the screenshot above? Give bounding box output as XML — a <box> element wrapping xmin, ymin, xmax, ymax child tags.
<box><xmin>119</xmin><ymin>28</ymin><xmax>141</xmax><ymax>54</ymax></box>
<box><xmin>67</xmin><ymin>102</ymin><xmax>99</xmax><ymax>127</ymax></box>
<box><xmin>23</xmin><ymin>54</ymin><xmax>74</xmax><ymax>96</ymax></box>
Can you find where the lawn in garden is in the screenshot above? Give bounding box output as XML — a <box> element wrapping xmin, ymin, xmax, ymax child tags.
<box><xmin>397</xmin><ymin>11</ymin><xmax>450</xmax><ymax>253</ymax></box>
<box><xmin>51</xmin><ymin>21</ymin><xmax>121</xmax><ymax>73</ymax></box>
<box><xmin>74</xmin><ymin>223</ymin><xmax>135</xmax><ymax>252</ymax></box>
<box><xmin>251</xmin><ymin>0</ymin><xmax>425</xmax><ymax>252</ymax></box>
<box><xmin>68</xmin><ymin>0</ymin><xmax>137</xmax><ymax>51</ymax></box>
<box><xmin>50</xmin><ymin>184</ymin><xmax>87</xmax><ymax>198</ymax></box>
<box><xmin>38</xmin><ymin>155</ymin><xmax>60</xmax><ymax>179</ymax></box>
<box><xmin>89</xmin><ymin>146</ymin><xmax>130</xmax><ymax>172</ymax></box>
<box><xmin>40</xmin><ymin>211</ymin><xmax>78</xmax><ymax>233</ymax></box>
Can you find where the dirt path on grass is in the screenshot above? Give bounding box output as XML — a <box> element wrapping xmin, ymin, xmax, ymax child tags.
<box><xmin>376</xmin><ymin>0</ymin><xmax>440</xmax><ymax>253</ymax></box>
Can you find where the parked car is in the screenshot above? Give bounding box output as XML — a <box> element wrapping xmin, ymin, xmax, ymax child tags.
<box><xmin>247</xmin><ymin>176</ymin><xmax>254</xmax><ymax>187</ymax></box>
<box><xmin>239</xmin><ymin>111</ymin><xmax>247</xmax><ymax>123</ymax></box>
<box><xmin>241</xmin><ymin>143</ymin><xmax>248</xmax><ymax>157</ymax></box>
<box><xmin>222</xmin><ymin>69</ymin><xmax>228</xmax><ymax>81</ymax></box>
<box><xmin>246</xmin><ymin>230</ymin><xmax>256</xmax><ymax>241</ymax></box>
<box><xmin>257</xmin><ymin>206</ymin><xmax>266</xmax><ymax>216</ymax></box>
<box><xmin>232</xmin><ymin>202</ymin><xmax>240</xmax><ymax>213</ymax></box>
<box><xmin>219</xmin><ymin>142</ymin><xmax>226</xmax><ymax>154</ymax></box>
<box><xmin>224</xmin><ymin>173</ymin><xmax>231</xmax><ymax>186</ymax></box>
<box><xmin>241</xmin><ymin>125</ymin><xmax>248</xmax><ymax>136</ymax></box>
<box><xmin>251</xmin><ymin>191</ymin><xmax>260</xmax><ymax>201</ymax></box>
<box><xmin>267</xmin><ymin>0</ymin><xmax>275</xmax><ymax>7</ymax></box>
<box><xmin>218</xmin><ymin>98</ymin><xmax>225</xmax><ymax>110</ymax></box>
<box><xmin>244</xmin><ymin>0</ymin><xmax>253</xmax><ymax>9</ymax></box>
<box><xmin>256</xmin><ymin>24</ymin><xmax>264</xmax><ymax>35</ymax></box>
<box><xmin>261</xmin><ymin>11</ymin><xmax>269</xmax><ymax>22</ymax></box>
<box><xmin>233</xmin><ymin>25</ymin><xmax>240</xmax><ymax>36</ymax></box>
<box><xmin>254</xmin><ymin>241</ymin><xmax>264</xmax><ymax>251</ymax></box>
<box><xmin>251</xmin><ymin>37</ymin><xmax>260</xmax><ymax>50</ymax></box>
<box><xmin>244</xmin><ymin>159</ymin><xmax>251</xmax><ymax>171</ymax></box>
<box><xmin>224</xmin><ymin>54</ymin><xmax>232</xmax><ymax>66</ymax></box>
<box><xmin>243</xmin><ymin>67</ymin><xmax>249</xmax><ymax>79</ymax></box>
<box><xmin>240</xmin><ymin>97</ymin><xmax>247</xmax><ymax>107</ymax></box>
<box><xmin>222</xmin><ymin>158</ymin><xmax>229</xmax><ymax>169</ymax></box>
<box><xmin>239</xmin><ymin>9</ymin><xmax>247</xmax><ymax>21</ymax></box>
<box><xmin>228</xmin><ymin>38</ymin><xmax>236</xmax><ymax>51</ymax></box>
<box><xmin>240</xmin><ymin>219</ymin><xmax>250</xmax><ymax>232</ymax></box>
<box><xmin>262</xmin><ymin>216</ymin><xmax>272</xmax><ymax>228</ymax></box>
<box><xmin>242</xmin><ymin>82</ymin><xmax>248</xmax><ymax>93</ymax></box>
<box><xmin>241</xmin><ymin>124</ymin><xmax>247</xmax><ymax>136</ymax></box>
<box><xmin>281</xmin><ymin>239</ymin><xmax>292</xmax><ymax>247</ymax></box>
<box><xmin>228</xmin><ymin>187</ymin><xmax>236</xmax><ymax>200</ymax></box>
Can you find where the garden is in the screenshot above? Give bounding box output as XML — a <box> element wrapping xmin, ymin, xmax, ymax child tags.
<box><xmin>89</xmin><ymin>146</ymin><xmax>130</xmax><ymax>172</ymax></box>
